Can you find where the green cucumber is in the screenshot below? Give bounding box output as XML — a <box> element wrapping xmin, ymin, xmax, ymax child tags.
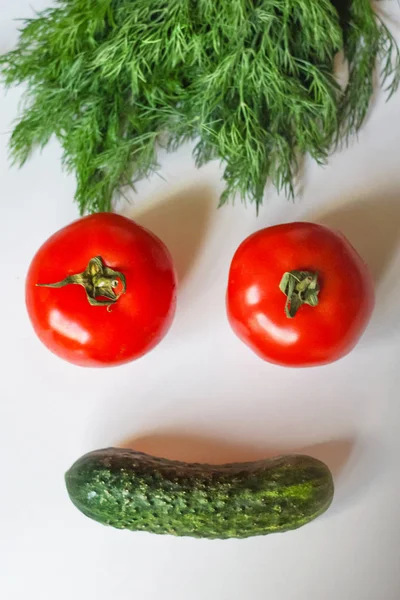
<box><xmin>65</xmin><ymin>448</ymin><xmax>334</xmax><ymax>539</ymax></box>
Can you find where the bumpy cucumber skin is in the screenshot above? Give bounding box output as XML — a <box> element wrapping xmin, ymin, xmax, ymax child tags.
<box><xmin>65</xmin><ymin>449</ymin><xmax>334</xmax><ymax>539</ymax></box>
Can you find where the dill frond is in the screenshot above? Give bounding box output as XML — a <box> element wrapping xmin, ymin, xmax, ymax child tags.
<box><xmin>1</xmin><ymin>0</ymin><xmax>399</xmax><ymax>214</ymax></box>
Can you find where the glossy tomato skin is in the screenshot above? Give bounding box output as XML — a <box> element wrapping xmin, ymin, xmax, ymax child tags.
<box><xmin>26</xmin><ymin>213</ymin><xmax>177</xmax><ymax>367</ymax></box>
<box><xmin>226</xmin><ymin>222</ymin><xmax>374</xmax><ymax>367</ymax></box>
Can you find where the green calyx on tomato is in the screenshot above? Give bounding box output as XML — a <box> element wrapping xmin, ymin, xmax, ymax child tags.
<box><xmin>37</xmin><ymin>256</ymin><xmax>126</xmax><ymax>310</ymax></box>
<box><xmin>279</xmin><ymin>271</ymin><xmax>320</xmax><ymax>319</ymax></box>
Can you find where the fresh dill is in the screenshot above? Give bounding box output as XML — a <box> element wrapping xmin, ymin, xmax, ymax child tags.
<box><xmin>1</xmin><ymin>0</ymin><xmax>399</xmax><ymax>214</ymax></box>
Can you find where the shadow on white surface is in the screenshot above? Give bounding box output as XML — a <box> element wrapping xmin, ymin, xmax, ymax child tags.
<box><xmin>309</xmin><ymin>192</ymin><xmax>400</xmax><ymax>342</ymax></box>
<box><xmin>116</xmin><ymin>431</ymin><xmax>378</xmax><ymax>517</ymax></box>
<box><xmin>123</xmin><ymin>184</ymin><xmax>215</xmax><ymax>283</ymax></box>
<box><xmin>311</xmin><ymin>194</ymin><xmax>400</xmax><ymax>283</ymax></box>
<box><xmin>119</xmin><ymin>431</ymin><xmax>353</xmax><ymax>472</ymax></box>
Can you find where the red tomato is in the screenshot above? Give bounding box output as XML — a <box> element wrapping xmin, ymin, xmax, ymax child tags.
<box><xmin>226</xmin><ymin>222</ymin><xmax>374</xmax><ymax>367</ymax></box>
<box><xmin>26</xmin><ymin>213</ymin><xmax>177</xmax><ymax>367</ymax></box>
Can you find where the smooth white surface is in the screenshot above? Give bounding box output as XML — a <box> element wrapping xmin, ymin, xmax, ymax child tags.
<box><xmin>1</xmin><ymin>2</ymin><xmax>400</xmax><ymax>599</ymax></box>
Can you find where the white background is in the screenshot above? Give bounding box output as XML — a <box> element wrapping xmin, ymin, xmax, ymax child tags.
<box><xmin>1</xmin><ymin>2</ymin><xmax>400</xmax><ymax>599</ymax></box>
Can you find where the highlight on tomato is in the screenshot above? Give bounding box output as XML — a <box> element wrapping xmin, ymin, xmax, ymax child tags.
<box><xmin>26</xmin><ymin>213</ymin><xmax>177</xmax><ymax>367</ymax></box>
<box><xmin>226</xmin><ymin>222</ymin><xmax>374</xmax><ymax>367</ymax></box>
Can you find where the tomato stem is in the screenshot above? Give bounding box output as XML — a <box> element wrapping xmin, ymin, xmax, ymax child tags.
<box><xmin>36</xmin><ymin>256</ymin><xmax>127</xmax><ymax>309</ymax></box>
<box><xmin>279</xmin><ymin>271</ymin><xmax>320</xmax><ymax>318</ymax></box>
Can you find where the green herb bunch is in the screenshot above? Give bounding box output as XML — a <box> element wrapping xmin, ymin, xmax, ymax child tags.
<box><xmin>1</xmin><ymin>0</ymin><xmax>399</xmax><ymax>214</ymax></box>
